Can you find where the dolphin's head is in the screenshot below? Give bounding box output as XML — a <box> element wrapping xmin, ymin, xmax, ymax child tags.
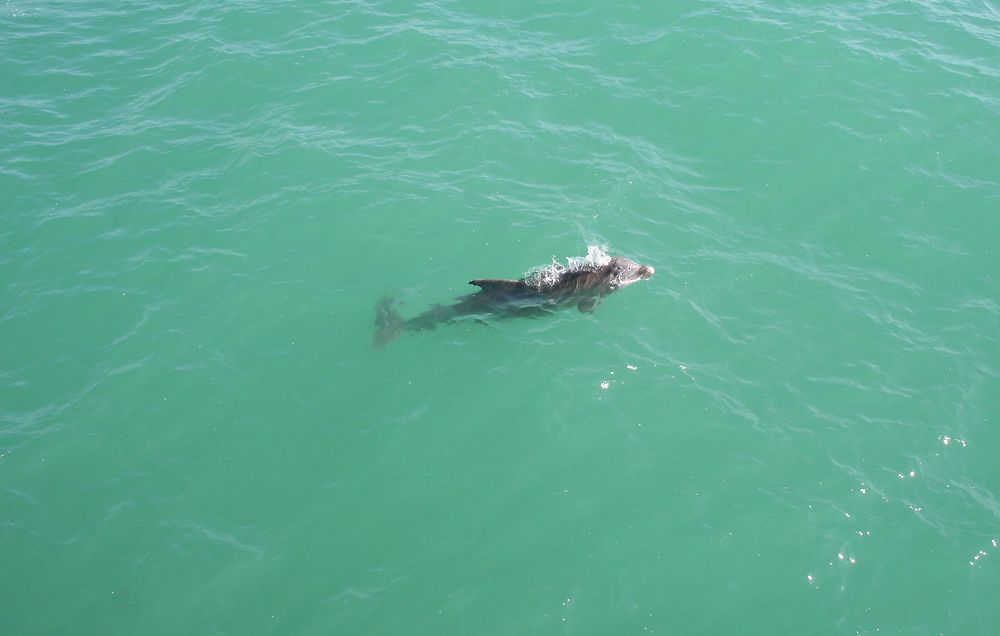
<box><xmin>607</xmin><ymin>256</ymin><xmax>655</xmax><ymax>289</ymax></box>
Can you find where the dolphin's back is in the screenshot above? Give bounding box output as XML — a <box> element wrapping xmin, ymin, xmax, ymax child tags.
<box><xmin>468</xmin><ymin>278</ymin><xmax>532</xmax><ymax>294</ymax></box>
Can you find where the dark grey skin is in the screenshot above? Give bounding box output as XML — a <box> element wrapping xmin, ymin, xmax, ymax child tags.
<box><xmin>374</xmin><ymin>255</ymin><xmax>655</xmax><ymax>347</ymax></box>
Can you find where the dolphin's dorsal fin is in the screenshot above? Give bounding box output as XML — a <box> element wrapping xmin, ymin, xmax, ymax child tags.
<box><xmin>469</xmin><ymin>278</ymin><xmax>529</xmax><ymax>293</ymax></box>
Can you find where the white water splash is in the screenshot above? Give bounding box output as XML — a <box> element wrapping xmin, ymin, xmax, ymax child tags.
<box><xmin>568</xmin><ymin>244</ymin><xmax>612</xmax><ymax>269</ymax></box>
<box><xmin>523</xmin><ymin>245</ymin><xmax>611</xmax><ymax>290</ymax></box>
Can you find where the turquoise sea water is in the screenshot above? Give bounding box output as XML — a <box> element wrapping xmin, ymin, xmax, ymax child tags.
<box><xmin>3</xmin><ymin>1</ymin><xmax>999</xmax><ymax>633</ymax></box>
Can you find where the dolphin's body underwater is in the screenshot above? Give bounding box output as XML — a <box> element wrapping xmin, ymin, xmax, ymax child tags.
<box><xmin>374</xmin><ymin>251</ymin><xmax>654</xmax><ymax>347</ymax></box>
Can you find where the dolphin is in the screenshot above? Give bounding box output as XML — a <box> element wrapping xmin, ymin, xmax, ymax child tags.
<box><xmin>374</xmin><ymin>252</ymin><xmax>654</xmax><ymax>347</ymax></box>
